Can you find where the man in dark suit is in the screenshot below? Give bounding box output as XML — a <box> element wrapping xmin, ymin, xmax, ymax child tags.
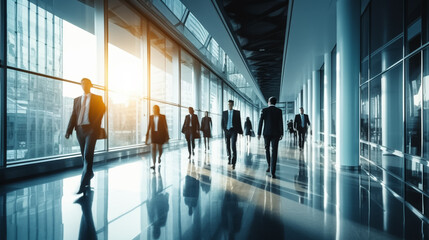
<box><xmin>257</xmin><ymin>97</ymin><xmax>283</xmax><ymax>178</ymax></box>
<box><xmin>182</xmin><ymin>107</ymin><xmax>200</xmax><ymax>159</ymax></box>
<box><xmin>221</xmin><ymin>100</ymin><xmax>243</xmax><ymax>169</ymax></box>
<box><xmin>294</xmin><ymin>107</ymin><xmax>311</xmax><ymax>150</ymax></box>
<box><xmin>66</xmin><ymin>78</ymin><xmax>106</xmax><ymax>195</ymax></box>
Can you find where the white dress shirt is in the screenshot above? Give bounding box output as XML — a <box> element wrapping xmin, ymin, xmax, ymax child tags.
<box><xmin>154</xmin><ymin>115</ymin><xmax>159</xmax><ymax>131</ymax></box>
<box><xmin>189</xmin><ymin>114</ymin><xmax>192</xmax><ymax>127</ymax></box>
<box><xmin>80</xmin><ymin>93</ymin><xmax>91</xmax><ymax>125</ymax></box>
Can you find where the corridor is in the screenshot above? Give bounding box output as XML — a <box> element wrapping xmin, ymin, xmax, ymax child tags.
<box><xmin>0</xmin><ymin>138</ymin><xmax>411</xmax><ymax>239</ymax></box>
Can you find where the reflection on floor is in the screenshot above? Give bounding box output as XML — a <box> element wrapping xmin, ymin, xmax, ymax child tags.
<box><xmin>0</xmin><ymin>137</ymin><xmax>422</xmax><ymax>239</ymax></box>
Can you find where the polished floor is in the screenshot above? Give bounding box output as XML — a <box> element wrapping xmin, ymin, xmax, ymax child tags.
<box><xmin>0</xmin><ymin>137</ymin><xmax>421</xmax><ymax>239</ymax></box>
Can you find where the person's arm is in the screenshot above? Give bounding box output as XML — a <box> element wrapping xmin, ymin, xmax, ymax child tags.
<box><xmin>163</xmin><ymin>115</ymin><xmax>169</xmax><ymax>140</ymax></box>
<box><xmin>221</xmin><ymin>112</ymin><xmax>226</xmax><ymax>131</ymax></box>
<box><xmin>196</xmin><ymin>116</ymin><xmax>200</xmax><ymax>132</ymax></box>
<box><xmin>257</xmin><ymin>109</ymin><xmax>264</xmax><ymax>138</ymax></box>
<box><xmin>94</xmin><ymin>95</ymin><xmax>106</xmax><ymax>127</ymax></box>
<box><xmin>279</xmin><ymin>111</ymin><xmax>284</xmax><ymax>140</ymax></box>
<box><xmin>237</xmin><ymin>111</ymin><xmax>243</xmax><ymax>134</ymax></box>
<box><xmin>146</xmin><ymin>116</ymin><xmax>152</xmax><ymax>144</ymax></box>
<box><xmin>293</xmin><ymin>115</ymin><xmax>298</xmax><ymax>130</ymax></box>
<box><xmin>65</xmin><ymin>98</ymin><xmax>77</xmax><ymax>138</ymax></box>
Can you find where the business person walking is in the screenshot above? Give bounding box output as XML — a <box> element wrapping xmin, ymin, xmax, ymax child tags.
<box><xmin>182</xmin><ymin>107</ymin><xmax>200</xmax><ymax>159</ymax></box>
<box><xmin>221</xmin><ymin>100</ymin><xmax>243</xmax><ymax>169</ymax></box>
<box><xmin>244</xmin><ymin>117</ymin><xmax>253</xmax><ymax>145</ymax></box>
<box><xmin>257</xmin><ymin>97</ymin><xmax>283</xmax><ymax>178</ymax></box>
<box><xmin>66</xmin><ymin>78</ymin><xmax>106</xmax><ymax>195</ymax></box>
<box><xmin>146</xmin><ymin>105</ymin><xmax>169</xmax><ymax>170</ymax></box>
<box><xmin>294</xmin><ymin>107</ymin><xmax>311</xmax><ymax>150</ymax></box>
<box><xmin>201</xmin><ymin>111</ymin><xmax>212</xmax><ymax>152</ymax></box>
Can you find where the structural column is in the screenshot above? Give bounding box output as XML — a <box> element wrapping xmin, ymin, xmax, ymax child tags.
<box><xmin>336</xmin><ymin>0</ymin><xmax>360</xmax><ymax>168</ymax></box>
<box><xmin>307</xmin><ymin>77</ymin><xmax>312</xmax><ymax>139</ymax></box>
<box><xmin>324</xmin><ymin>53</ymin><xmax>332</xmax><ymax>147</ymax></box>
<box><xmin>312</xmin><ymin>70</ymin><xmax>320</xmax><ymax>142</ymax></box>
<box><xmin>303</xmin><ymin>83</ymin><xmax>307</xmax><ymax>115</ymax></box>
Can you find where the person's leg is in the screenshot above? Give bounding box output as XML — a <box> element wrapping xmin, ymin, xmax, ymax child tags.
<box><xmin>191</xmin><ymin>135</ymin><xmax>195</xmax><ymax>155</ymax></box>
<box><xmin>207</xmin><ymin>137</ymin><xmax>210</xmax><ymax>150</ymax></box>
<box><xmin>81</xmin><ymin>128</ymin><xmax>97</xmax><ymax>189</ymax></box>
<box><xmin>151</xmin><ymin>143</ymin><xmax>157</xmax><ymax>167</ymax></box>
<box><xmin>225</xmin><ymin>131</ymin><xmax>231</xmax><ymax>162</ymax></box>
<box><xmin>203</xmin><ymin>137</ymin><xmax>207</xmax><ymax>150</ymax></box>
<box><xmin>271</xmin><ymin>138</ymin><xmax>280</xmax><ymax>176</ymax></box>
<box><xmin>158</xmin><ymin>144</ymin><xmax>163</xmax><ymax>163</ymax></box>
<box><xmin>231</xmin><ymin>132</ymin><xmax>238</xmax><ymax>166</ymax></box>
<box><xmin>264</xmin><ymin>136</ymin><xmax>271</xmax><ymax>172</ymax></box>
<box><xmin>187</xmin><ymin>138</ymin><xmax>192</xmax><ymax>157</ymax></box>
<box><xmin>298</xmin><ymin>131</ymin><xmax>304</xmax><ymax>148</ymax></box>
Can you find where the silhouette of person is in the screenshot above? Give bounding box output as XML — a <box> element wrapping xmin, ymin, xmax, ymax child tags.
<box><xmin>200</xmin><ymin>155</ymin><xmax>212</xmax><ymax>193</ymax></box>
<box><xmin>244</xmin><ymin>117</ymin><xmax>253</xmax><ymax>145</ymax></box>
<box><xmin>147</xmin><ymin>174</ymin><xmax>170</xmax><ymax>239</ymax></box>
<box><xmin>146</xmin><ymin>105</ymin><xmax>169</xmax><ymax>170</ymax></box>
<box><xmin>183</xmin><ymin>161</ymin><xmax>200</xmax><ymax>215</ymax></box>
<box><xmin>66</xmin><ymin>78</ymin><xmax>106</xmax><ymax>195</ymax></box>
<box><xmin>294</xmin><ymin>151</ymin><xmax>308</xmax><ymax>204</ymax></box>
<box><xmin>201</xmin><ymin>111</ymin><xmax>212</xmax><ymax>152</ymax></box>
<box><xmin>75</xmin><ymin>190</ymin><xmax>97</xmax><ymax>240</ymax></box>
<box><xmin>221</xmin><ymin>100</ymin><xmax>243</xmax><ymax>170</ymax></box>
<box><xmin>221</xmin><ymin>171</ymin><xmax>243</xmax><ymax>239</ymax></box>
<box><xmin>182</xmin><ymin>107</ymin><xmax>200</xmax><ymax>159</ymax></box>
<box><xmin>294</xmin><ymin>107</ymin><xmax>311</xmax><ymax>151</ymax></box>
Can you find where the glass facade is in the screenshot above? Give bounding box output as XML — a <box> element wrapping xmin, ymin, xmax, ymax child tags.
<box><xmin>360</xmin><ymin>0</ymin><xmax>429</xmax><ymax>225</ymax></box>
<box><xmin>1</xmin><ymin>0</ymin><xmax>261</xmax><ymax>165</ymax></box>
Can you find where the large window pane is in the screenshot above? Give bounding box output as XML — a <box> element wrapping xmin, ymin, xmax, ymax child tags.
<box><xmin>161</xmin><ymin>0</ymin><xmax>186</xmax><ymax>20</ymax></box>
<box><xmin>149</xmin><ymin>25</ymin><xmax>179</xmax><ymax>104</ymax></box>
<box><xmin>370</xmin><ymin>77</ymin><xmax>381</xmax><ymax>145</ymax></box>
<box><xmin>370</xmin><ymin>0</ymin><xmax>403</xmax><ymax>53</ymax></box>
<box><xmin>184</xmin><ymin>13</ymin><xmax>209</xmax><ymax>45</ymax></box>
<box><xmin>200</xmin><ymin>66</ymin><xmax>210</xmax><ymax>111</ymax></box>
<box><xmin>108</xmin><ymin>0</ymin><xmax>147</xmax><ymax>148</ymax></box>
<box><xmin>405</xmin><ymin>53</ymin><xmax>422</xmax><ymax>156</ymax></box>
<box><xmin>381</xmin><ymin>64</ymin><xmax>403</xmax><ymax>151</ymax></box>
<box><xmin>6</xmin><ymin>70</ymin><xmax>104</xmax><ymax>163</ymax></box>
<box><xmin>7</xmin><ymin>0</ymin><xmax>101</xmax><ymax>84</ymax></box>
<box><xmin>370</xmin><ymin>38</ymin><xmax>403</xmax><ymax>78</ymax></box>
<box><xmin>406</xmin><ymin>0</ymin><xmax>422</xmax><ymax>54</ymax></box>
<box><xmin>360</xmin><ymin>83</ymin><xmax>369</xmax><ymax>141</ymax></box>
<box><xmin>423</xmin><ymin>48</ymin><xmax>429</xmax><ymax>157</ymax></box>
<box><xmin>181</xmin><ymin>50</ymin><xmax>195</xmax><ymax>108</ymax></box>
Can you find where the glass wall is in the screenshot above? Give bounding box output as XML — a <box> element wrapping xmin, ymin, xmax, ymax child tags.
<box><xmin>360</xmin><ymin>0</ymin><xmax>429</xmax><ymax>229</ymax></box>
<box><xmin>330</xmin><ymin>46</ymin><xmax>336</xmax><ymax>146</ymax></box>
<box><xmin>3</xmin><ymin>0</ymin><xmax>262</xmax><ymax>165</ymax></box>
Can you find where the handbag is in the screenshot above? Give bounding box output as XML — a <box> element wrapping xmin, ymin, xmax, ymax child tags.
<box><xmin>250</xmin><ymin>129</ymin><xmax>256</xmax><ymax>137</ymax></box>
<box><xmin>97</xmin><ymin>128</ymin><xmax>107</xmax><ymax>139</ymax></box>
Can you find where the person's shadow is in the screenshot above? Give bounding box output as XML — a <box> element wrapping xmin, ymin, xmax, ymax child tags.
<box><xmin>294</xmin><ymin>151</ymin><xmax>308</xmax><ymax>204</ymax></box>
<box><xmin>221</xmin><ymin>171</ymin><xmax>243</xmax><ymax>240</ymax></box>
<box><xmin>74</xmin><ymin>190</ymin><xmax>97</xmax><ymax>240</ymax></box>
<box><xmin>183</xmin><ymin>161</ymin><xmax>200</xmax><ymax>216</ymax></box>
<box><xmin>147</xmin><ymin>174</ymin><xmax>170</xmax><ymax>239</ymax></box>
<box><xmin>200</xmin><ymin>155</ymin><xmax>212</xmax><ymax>194</ymax></box>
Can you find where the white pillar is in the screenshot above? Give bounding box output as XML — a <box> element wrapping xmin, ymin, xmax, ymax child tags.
<box><xmin>303</xmin><ymin>83</ymin><xmax>307</xmax><ymax>114</ymax></box>
<box><xmin>307</xmin><ymin>77</ymin><xmax>312</xmax><ymax>141</ymax></box>
<box><xmin>312</xmin><ymin>70</ymin><xmax>320</xmax><ymax>142</ymax></box>
<box><xmin>336</xmin><ymin>0</ymin><xmax>360</xmax><ymax>168</ymax></box>
<box><xmin>324</xmin><ymin>53</ymin><xmax>332</xmax><ymax>147</ymax></box>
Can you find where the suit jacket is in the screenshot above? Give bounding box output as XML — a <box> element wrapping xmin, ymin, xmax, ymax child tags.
<box><xmin>66</xmin><ymin>93</ymin><xmax>105</xmax><ymax>136</ymax></box>
<box><xmin>201</xmin><ymin>117</ymin><xmax>212</xmax><ymax>131</ymax></box>
<box><xmin>294</xmin><ymin>114</ymin><xmax>310</xmax><ymax>132</ymax></box>
<box><xmin>222</xmin><ymin>110</ymin><xmax>243</xmax><ymax>134</ymax></box>
<box><xmin>257</xmin><ymin>106</ymin><xmax>283</xmax><ymax>137</ymax></box>
<box><xmin>182</xmin><ymin>114</ymin><xmax>200</xmax><ymax>139</ymax></box>
<box><xmin>146</xmin><ymin>114</ymin><xmax>169</xmax><ymax>143</ymax></box>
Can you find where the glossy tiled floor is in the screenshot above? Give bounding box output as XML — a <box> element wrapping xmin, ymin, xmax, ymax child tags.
<box><xmin>0</xmin><ymin>138</ymin><xmax>420</xmax><ymax>239</ymax></box>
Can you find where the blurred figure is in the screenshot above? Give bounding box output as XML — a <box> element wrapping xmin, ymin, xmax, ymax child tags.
<box><xmin>182</xmin><ymin>107</ymin><xmax>200</xmax><ymax>159</ymax></box>
<box><xmin>294</xmin><ymin>107</ymin><xmax>311</xmax><ymax>151</ymax></box>
<box><xmin>66</xmin><ymin>78</ymin><xmax>106</xmax><ymax>195</ymax></box>
<box><xmin>201</xmin><ymin>111</ymin><xmax>212</xmax><ymax>152</ymax></box>
<box><xmin>147</xmin><ymin>174</ymin><xmax>170</xmax><ymax>239</ymax></box>
<box><xmin>183</xmin><ymin>161</ymin><xmax>200</xmax><ymax>215</ymax></box>
<box><xmin>257</xmin><ymin>97</ymin><xmax>283</xmax><ymax>178</ymax></box>
<box><xmin>75</xmin><ymin>190</ymin><xmax>97</xmax><ymax>240</ymax></box>
<box><xmin>146</xmin><ymin>105</ymin><xmax>169</xmax><ymax>170</ymax></box>
<box><xmin>294</xmin><ymin>151</ymin><xmax>308</xmax><ymax>204</ymax></box>
<box><xmin>221</xmin><ymin>100</ymin><xmax>243</xmax><ymax>170</ymax></box>
<box><xmin>244</xmin><ymin>117</ymin><xmax>254</xmax><ymax>145</ymax></box>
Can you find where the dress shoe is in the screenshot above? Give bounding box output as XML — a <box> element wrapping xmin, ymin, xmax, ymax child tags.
<box><xmin>266</xmin><ymin>167</ymin><xmax>270</xmax><ymax>172</ymax></box>
<box><xmin>158</xmin><ymin>157</ymin><xmax>161</xmax><ymax>164</ymax></box>
<box><xmin>188</xmin><ymin>155</ymin><xmax>191</xmax><ymax>159</ymax></box>
<box><xmin>150</xmin><ymin>166</ymin><xmax>155</xmax><ymax>170</ymax></box>
<box><xmin>232</xmin><ymin>164</ymin><xmax>236</xmax><ymax>170</ymax></box>
<box><xmin>272</xmin><ymin>174</ymin><xmax>277</xmax><ymax>179</ymax></box>
<box><xmin>228</xmin><ymin>161</ymin><xmax>231</xmax><ymax>165</ymax></box>
<box><xmin>76</xmin><ymin>185</ymin><xmax>90</xmax><ymax>195</ymax></box>
<box><xmin>192</xmin><ymin>151</ymin><xmax>195</xmax><ymax>156</ymax></box>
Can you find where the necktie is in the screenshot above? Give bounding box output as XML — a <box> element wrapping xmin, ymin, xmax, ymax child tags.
<box><xmin>78</xmin><ymin>95</ymin><xmax>87</xmax><ymax>126</ymax></box>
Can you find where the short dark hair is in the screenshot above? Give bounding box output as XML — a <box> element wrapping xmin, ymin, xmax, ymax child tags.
<box><xmin>268</xmin><ymin>96</ymin><xmax>277</xmax><ymax>105</ymax></box>
<box><xmin>228</xmin><ymin>100</ymin><xmax>234</xmax><ymax>104</ymax></box>
<box><xmin>81</xmin><ymin>78</ymin><xmax>93</xmax><ymax>86</ymax></box>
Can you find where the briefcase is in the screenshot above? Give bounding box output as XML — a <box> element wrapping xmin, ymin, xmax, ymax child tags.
<box><xmin>97</xmin><ymin>128</ymin><xmax>107</xmax><ymax>139</ymax></box>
